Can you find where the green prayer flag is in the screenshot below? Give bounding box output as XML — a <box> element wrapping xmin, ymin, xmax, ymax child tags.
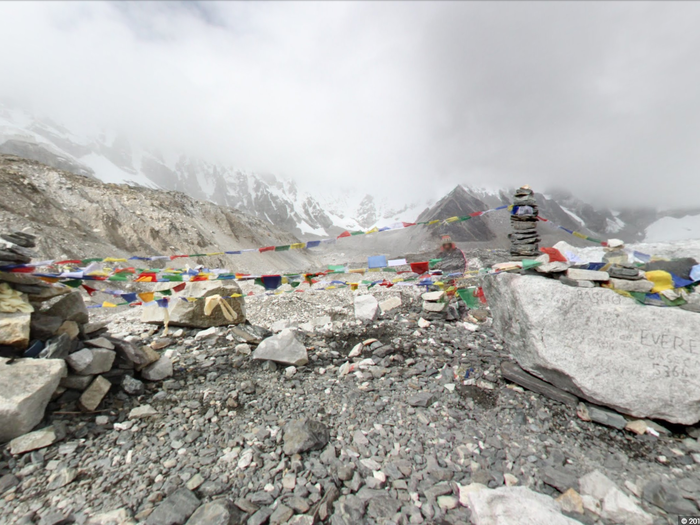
<box><xmin>160</xmin><ymin>289</ymin><xmax>172</xmax><ymax>296</ymax></box>
<box><xmin>64</xmin><ymin>280</ymin><xmax>82</xmax><ymax>288</ymax></box>
<box><xmin>107</xmin><ymin>274</ymin><xmax>128</xmax><ymax>282</ymax></box>
<box><xmin>254</xmin><ymin>278</ymin><xmax>264</xmax><ymax>287</ymax></box>
<box><xmin>429</xmin><ymin>258</ymin><xmax>442</xmax><ymax>269</ymax></box>
<box><xmin>81</xmin><ymin>258</ymin><xmax>103</xmax><ymax>264</ymax></box>
<box><xmin>188</xmin><ymin>254</ymin><xmax>207</xmax><ymax>257</ymax></box>
<box><xmin>275</xmin><ymin>245</ymin><xmax>290</xmax><ymax>251</ymax></box>
<box><xmin>521</xmin><ymin>259</ymin><xmax>542</xmax><ymax>271</ymax></box>
<box><xmin>457</xmin><ymin>287</ymin><xmax>480</xmax><ymax>308</ymax></box>
<box><xmin>661</xmin><ymin>295</ymin><xmax>686</xmax><ymax>307</ymax></box>
<box><xmin>628</xmin><ymin>292</ymin><xmax>647</xmax><ymax>304</ymax></box>
<box><xmin>328</xmin><ymin>265</ymin><xmax>346</xmax><ymax>272</ymax></box>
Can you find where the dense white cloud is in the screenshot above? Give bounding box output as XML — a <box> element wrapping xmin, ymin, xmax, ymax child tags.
<box><xmin>1</xmin><ymin>1</ymin><xmax>700</xmax><ymax>208</ymax></box>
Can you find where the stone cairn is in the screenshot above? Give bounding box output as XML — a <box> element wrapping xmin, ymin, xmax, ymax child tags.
<box><xmin>509</xmin><ymin>185</ymin><xmax>541</xmax><ymax>259</ymax></box>
<box><xmin>0</xmin><ymin>231</ymin><xmax>173</xmax><ymax>444</ymax></box>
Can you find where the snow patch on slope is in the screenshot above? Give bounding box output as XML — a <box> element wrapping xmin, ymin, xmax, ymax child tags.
<box><xmin>81</xmin><ymin>153</ymin><xmax>160</xmax><ymax>189</ymax></box>
<box><xmin>644</xmin><ymin>215</ymin><xmax>700</xmax><ymax>243</ymax></box>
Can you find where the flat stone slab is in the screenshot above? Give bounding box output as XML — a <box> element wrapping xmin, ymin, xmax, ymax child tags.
<box><xmin>566</xmin><ymin>268</ymin><xmax>610</xmax><ymax>281</ymax></box>
<box><xmin>484</xmin><ymin>273</ymin><xmax>700</xmax><ymax>424</ymax></box>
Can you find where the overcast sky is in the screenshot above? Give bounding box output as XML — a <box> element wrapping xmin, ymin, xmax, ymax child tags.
<box><xmin>1</xmin><ymin>1</ymin><xmax>700</xmax><ymax>209</ymax></box>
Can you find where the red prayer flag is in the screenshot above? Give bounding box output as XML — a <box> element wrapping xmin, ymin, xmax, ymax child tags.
<box><xmin>337</xmin><ymin>231</ymin><xmax>352</xmax><ymax>238</ymax></box>
<box><xmin>56</xmin><ymin>260</ymin><xmax>82</xmax><ymax>265</ymax></box>
<box><xmin>539</xmin><ymin>247</ymin><xmax>567</xmax><ymax>263</ymax></box>
<box><xmin>82</xmin><ymin>285</ymin><xmax>98</xmax><ymax>296</ymax></box>
<box><xmin>259</xmin><ymin>246</ymin><xmax>275</xmax><ymax>253</ymax></box>
<box><xmin>7</xmin><ymin>267</ymin><xmax>34</xmax><ymax>273</ymax></box>
<box><xmin>172</xmin><ymin>283</ymin><xmax>186</xmax><ymax>292</ymax></box>
<box><xmin>410</xmin><ymin>262</ymin><xmax>430</xmax><ymax>274</ymax></box>
<box><xmin>469</xmin><ymin>211</ymin><xmax>483</xmax><ymax>217</ymax></box>
<box><xmin>402</xmin><ymin>222</ymin><xmax>416</xmax><ymax>228</ymax></box>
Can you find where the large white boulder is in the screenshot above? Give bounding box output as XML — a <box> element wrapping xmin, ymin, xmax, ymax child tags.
<box><xmin>0</xmin><ymin>357</ymin><xmax>66</xmax><ymax>442</ymax></box>
<box><xmin>354</xmin><ymin>295</ymin><xmax>378</xmax><ymax>321</ymax></box>
<box><xmin>141</xmin><ymin>281</ymin><xmax>245</xmax><ymax>328</ymax></box>
<box><xmin>483</xmin><ymin>273</ymin><xmax>700</xmax><ymax>424</ymax></box>
<box><xmin>252</xmin><ymin>329</ymin><xmax>308</xmax><ymax>366</ymax></box>
<box><xmin>464</xmin><ymin>485</ymin><xmax>583</xmax><ymax>525</ymax></box>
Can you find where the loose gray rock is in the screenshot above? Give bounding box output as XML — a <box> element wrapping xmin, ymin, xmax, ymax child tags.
<box><xmin>642</xmin><ymin>480</ymin><xmax>700</xmax><ymax>515</ymax></box>
<box><xmin>366</xmin><ymin>496</ymin><xmax>401</xmax><ymax>520</ymax></box>
<box><xmin>184</xmin><ymin>501</ymin><xmax>245</xmax><ymax>525</ymax></box>
<box><xmin>0</xmin><ymin>474</ymin><xmax>19</xmax><ymax>494</ymax></box>
<box><xmin>246</xmin><ymin>507</ymin><xmax>273</xmax><ymax>525</ymax></box>
<box><xmin>9</xmin><ymin>426</ymin><xmax>57</xmax><ymax>455</ymax></box>
<box><xmin>407</xmin><ymin>392</ymin><xmax>435</xmax><ymax>408</ymax></box>
<box><xmin>122</xmin><ymin>375</ymin><xmax>145</xmax><ymax>395</ymax></box>
<box><xmin>146</xmin><ymin>488</ymin><xmax>201</xmax><ymax>525</ymax></box>
<box><xmin>141</xmin><ymin>356</ymin><xmax>174</xmax><ymax>381</ymax></box>
<box><xmin>66</xmin><ymin>348</ymin><xmax>116</xmax><ymax>375</ymax></box>
<box><xmin>44</xmin><ymin>291</ymin><xmax>89</xmax><ymax>324</ymax></box>
<box><xmin>283</xmin><ymin>419</ymin><xmax>330</xmax><ymax>455</ymax></box>
<box><xmin>60</xmin><ymin>374</ymin><xmax>94</xmax><ymax>391</ymax></box>
<box><xmin>79</xmin><ymin>376</ymin><xmax>111</xmax><ymax>412</ymax></box>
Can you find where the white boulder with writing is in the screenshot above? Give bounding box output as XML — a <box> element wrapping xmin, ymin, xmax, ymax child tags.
<box><xmin>483</xmin><ymin>272</ymin><xmax>700</xmax><ymax>425</ymax></box>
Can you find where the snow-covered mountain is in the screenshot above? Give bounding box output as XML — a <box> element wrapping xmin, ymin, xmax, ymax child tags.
<box><xmin>2</xmin><ymin>101</ymin><xmax>699</xmax><ymax>243</ymax></box>
<box><xmin>0</xmin><ymin>103</ymin><xmax>436</xmax><ymax>240</ymax></box>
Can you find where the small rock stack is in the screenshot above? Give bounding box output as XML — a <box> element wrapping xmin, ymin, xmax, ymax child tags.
<box><xmin>0</xmin><ymin>231</ymin><xmax>174</xmax><ymax>444</ymax></box>
<box><xmin>509</xmin><ymin>186</ymin><xmax>541</xmax><ymax>259</ymax></box>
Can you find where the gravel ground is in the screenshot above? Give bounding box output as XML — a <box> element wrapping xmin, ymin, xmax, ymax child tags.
<box><xmin>1</xmin><ymin>269</ymin><xmax>699</xmax><ymax>525</ymax></box>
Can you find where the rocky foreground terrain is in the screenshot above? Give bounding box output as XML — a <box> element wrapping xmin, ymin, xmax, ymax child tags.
<box><xmin>1</xmin><ymin>262</ymin><xmax>699</xmax><ymax>525</ymax></box>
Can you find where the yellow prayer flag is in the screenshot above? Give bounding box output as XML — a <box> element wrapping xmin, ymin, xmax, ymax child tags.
<box><xmin>103</xmin><ymin>257</ymin><xmax>127</xmax><ymax>263</ymax></box>
<box><xmin>102</xmin><ymin>302</ymin><xmax>117</xmax><ymax>308</ymax></box>
<box><xmin>445</xmin><ymin>216</ymin><xmax>460</xmax><ymax>223</ymax></box>
<box><xmin>138</xmin><ymin>292</ymin><xmax>155</xmax><ymax>303</ymax></box>
<box><xmin>290</xmin><ymin>243</ymin><xmax>305</xmax><ymax>250</ymax></box>
<box><xmin>573</xmin><ymin>231</ymin><xmax>587</xmax><ymax>240</ymax></box>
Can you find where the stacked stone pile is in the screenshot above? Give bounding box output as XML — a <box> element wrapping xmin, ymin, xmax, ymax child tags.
<box><xmin>508</xmin><ymin>186</ymin><xmax>540</xmax><ymax>259</ymax></box>
<box><xmin>0</xmin><ymin>231</ymin><xmax>183</xmax><ymax>445</ymax></box>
